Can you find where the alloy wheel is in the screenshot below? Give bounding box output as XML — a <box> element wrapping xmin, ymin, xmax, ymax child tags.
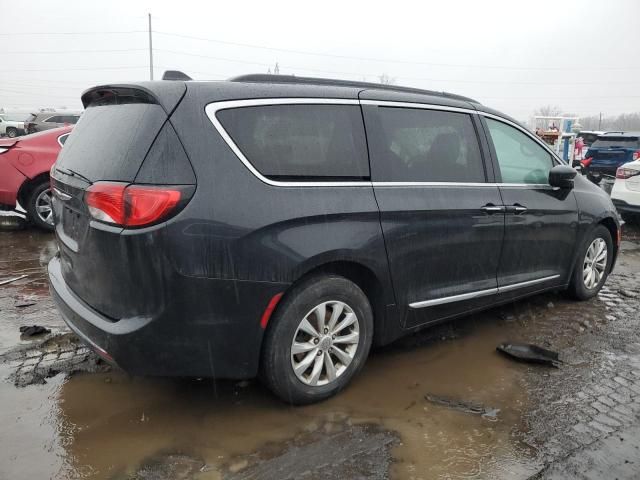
<box><xmin>35</xmin><ymin>188</ymin><xmax>54</xmax><ymax>226</ymax></box>
<box><xmin>290</xmin><ymin>300</ymin><xmax>360</xmax><ymax>386</ymax></box>
<box><xmin>583</xmin><ymin>237</ymin><xmax>607</xmax><ymax>290</ymax></box>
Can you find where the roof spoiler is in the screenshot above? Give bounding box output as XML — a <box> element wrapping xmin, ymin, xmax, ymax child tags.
<box><xmin>162</xmin><ymin>70</ymin><xmax>193</xmax><ymax>81</ymax></box>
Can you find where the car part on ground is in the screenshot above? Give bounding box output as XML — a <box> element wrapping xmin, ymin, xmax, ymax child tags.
<box><xmin>496</xmin><ymin>342</ymin><xmax>561</xmax><ymax>367</ymax></box>
<box><xmin>47</xmin><ymin>75</ymin><xmax>620</xmax><ymax>404</ymax></box>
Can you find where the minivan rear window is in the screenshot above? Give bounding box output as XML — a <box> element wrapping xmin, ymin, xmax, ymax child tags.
<box><xmin>367</xmin><ymin>107</ymin><xmax>485</xmax><ymax>183</ymax></box>
<box><xmin>217</xmin><ymin>104</ymin><xmax>369</xmax><ymax>180</ymax></box>
<box><xmin>592</xmin><ymin>137</ymin><xmax>640</xmax><ymax>149</ymax></box>
<box><xmin>56</xmin><ymin>103</ymin><xmax>166</xmax><ymax>182</ymax></box>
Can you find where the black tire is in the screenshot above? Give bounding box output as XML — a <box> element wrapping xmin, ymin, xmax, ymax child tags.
<box><xmin>6</xmin><ymin>127</ymin><xmax>18</xmax><ymax>138</ymax></box>
<box><xmin>26</xmin><ymin>180</ymin><xmax>54</xmax><ymax>232</ymax></box>
<box><xmin>567</xmin><ymin>225</ymin><xmax>613</xmax><ymax>300</ymax></box>
<box><xmin>261</xmin><ymin>274</ymin><xmax>373</xmax><ymax>405</ymax></box>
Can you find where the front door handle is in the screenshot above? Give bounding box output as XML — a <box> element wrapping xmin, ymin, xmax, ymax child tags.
<box><xmin>506</xmin><ymin>204</ymin><xmax>528</xmax><ymax>215</ymax></box>
<box><xmin>480</xmin><ymin>204</ymin><xmax>505</xmax><ymax>214</ymax></box>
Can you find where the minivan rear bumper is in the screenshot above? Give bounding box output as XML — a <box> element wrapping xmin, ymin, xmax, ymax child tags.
<box><xmin>48</xmin><ymin>254</ymin><xmax>288</xmax><ymax>379</ymax></box>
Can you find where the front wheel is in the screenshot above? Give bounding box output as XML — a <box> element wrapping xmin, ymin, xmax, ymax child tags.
<box><xmin>261</xmin><ymin>275</ymin><xmax>373</xmax><ymax>405</ymax></box>
<box><xmin>567</xmin><ymin>225</ymin><xmax>613</xmax><ymax>300</ymax></box>
<box><xmin>26</xmin><ymin>180</ymin><xmax>54</xmax><ymax>231</ymax></box>
<box><xmin>6</xmin><ymin>127</ymin><xmax>18</xmax><ymax>138</ymax></box>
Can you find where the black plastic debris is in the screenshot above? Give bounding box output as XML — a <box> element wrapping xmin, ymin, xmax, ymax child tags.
<box><xmin>15</xmin><ymin>300</ymin><xmax>36</xmax><ymax>308</ymax></box>
<box><xmin>424</xmin><ymin>394</ymin><xmax>500</xmax><ymax>420</ymax></box>
<box><xmin>19</xmin><ymin>325</ymin><xmax>51</xmax><ymax>337</ymax></box>
<box><xmin>497</xmin><ymin>342</ymin><xmax>561</xmax><ymax>367</ymax></box>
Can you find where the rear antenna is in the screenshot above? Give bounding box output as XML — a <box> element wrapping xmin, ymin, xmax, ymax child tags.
<box><xmin>161</xmin><ymin>70</ymin><xmax>193</xmax><ymax>81</ymax></box>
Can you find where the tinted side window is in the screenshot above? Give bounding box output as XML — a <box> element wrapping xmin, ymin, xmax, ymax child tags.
<box><xmin>45</xmin><ymin>116</ymin><xmax>62</xmax><ymax>123</ymax></box>
<box><xmin>217</xmin><ymin>104</ymin><xmax>369</xmax><ymax>180</ymax></box>
<box><xmin>486</xmin><ymin>118</ymin><xmax>553</xmax><ymax>184</ymax></box>
<box><xmin>67</xmin><ymin>115</ymin><xmax>80</xmax><ymax>124</ymax></box>
<box><xmin>369</xmin><ymin>107</ymin><xmax>485</xmax><ymax>182</ymax></box>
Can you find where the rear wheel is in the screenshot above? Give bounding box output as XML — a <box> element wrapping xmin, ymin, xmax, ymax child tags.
<box><xmin>567</xmin><ymin>225</ymin><xmax>613</xmax><ymax>300</ymax></box>
<box><xmin>26</xmin><ymin>180</ymin><xmax>54</xmax><ymax>231</ymax></box>
<box><xmin>261</xmin><ymin>275</ymin><xmax>373</xmax><ymax>404</ymax></box>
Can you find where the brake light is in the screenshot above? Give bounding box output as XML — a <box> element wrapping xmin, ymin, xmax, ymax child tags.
<box><xmin>633</xmin><ymin>150</ymin><xmax>640</xmax><ymax>161</ymax></box>
<box><xmin>581</xmin><ymin>157</ymin><xmax>592</xmax><ymax>168</ymax></box>
<box><xmin>85</xmin><ymin>182</ymin><xmax>182</xmax><ymax>227</ymax></box>
<box><xmin>616</xmin><ymin>167</ymin><xmax>639</xmax><ymax>179</ymax></box>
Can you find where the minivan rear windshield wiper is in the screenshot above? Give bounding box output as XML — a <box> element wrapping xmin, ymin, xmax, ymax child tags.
<box><xmin>55</xmin><ymin>166</ymin><xmax>92</xmax><ymax>184</ymax></box>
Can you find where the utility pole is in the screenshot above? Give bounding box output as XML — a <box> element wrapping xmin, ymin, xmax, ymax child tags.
<box><xmin>148</xmin><ymin>13</ymin><xmax>154</xmax><ymax>81</ymax></box>
<box><xmin>598</xmin><ymin>112</ymin><xmax>602</xmax><ymax>130</ymax></box>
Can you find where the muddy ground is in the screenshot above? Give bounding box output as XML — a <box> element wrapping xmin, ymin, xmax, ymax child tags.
<box><xmin>1</xmin><ymin>221</ymin><xmax>640</xmax><ymax>480</ymax></box>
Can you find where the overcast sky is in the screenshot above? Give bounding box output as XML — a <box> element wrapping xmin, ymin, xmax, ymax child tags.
<box><xmin>1</xmin><ymin>0</ymin><xmax>638</xmax><ymax>120</ymax></box>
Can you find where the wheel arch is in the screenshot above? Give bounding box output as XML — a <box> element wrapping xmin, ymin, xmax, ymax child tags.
<box><xmin>599</xmin><ymin>216</ymin><xmax>619</xmax><ymax>271</ymax></box>
<box><xmin>270</xmin><ymin>259</ymin><xmax>390</xmax><ymax>347</ymax></box>
<box><xmin>17</xmin><ymin>172</ymin><xmax>50</xmax><ymax>210</ymax></box>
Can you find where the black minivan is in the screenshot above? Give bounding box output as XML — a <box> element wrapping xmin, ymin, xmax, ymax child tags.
<box><xmin>48</xmin><ymin>75</ymin><xmax>620</xmax><ymax>404</ymax></box>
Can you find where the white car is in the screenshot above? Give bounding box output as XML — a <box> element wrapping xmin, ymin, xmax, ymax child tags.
<box><xmin>0</xmin><ymin>115</ymin><xmax>26</xmax><ymax>138</ymax></box>
<box><xmin>611</xmin><ymin>160</ymin><xmax>640</xmax><ymax>218</ymax></box>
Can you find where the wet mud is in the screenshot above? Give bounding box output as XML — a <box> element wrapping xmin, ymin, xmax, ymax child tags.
<box><xmin>1</xmin><ymin>222</ymin><xmax>640</xmax><ymax>479</ymax></box>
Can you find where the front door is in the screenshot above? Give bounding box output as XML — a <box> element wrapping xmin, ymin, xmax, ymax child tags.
<box><xmin>482</xmin><ymin>117</ymin><xmax>578</xmax><ymax>292</ymax></box>
<box><xmin>363</xmin><ymin>103</ymin><xmax>505</xmax><ymax>328</ymax></box>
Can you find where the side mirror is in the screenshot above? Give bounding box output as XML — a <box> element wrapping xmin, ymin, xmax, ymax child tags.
<box><xmin>549</xmin><ymin>164</ymin><xmax>577</xmax><ymax>189</ymax></box>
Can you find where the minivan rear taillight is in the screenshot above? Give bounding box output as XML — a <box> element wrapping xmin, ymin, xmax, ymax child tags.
<box><xmin>633</xmin><ymin>150</ymin><xmax>640</xmax><ymax>161</ymax></box>
<box><xmin>616</xmin><ymin>167</ymin><xmax>640</xmax><ymax>180</ymax></box>
<box><xmin>85</xmin><ymin>182</ymin><xmax>188</xmax><ymax>227</ymax></box>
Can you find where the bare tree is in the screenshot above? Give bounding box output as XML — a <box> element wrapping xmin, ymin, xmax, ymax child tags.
<box><xmin>534</xmin><ymin>105</ymin><xmax>563</xmax><ymax>117</ymax></box>
<box><xmin>378</xmin><ymin>73</ymin><xmax>396</xmax><ymax>85</ymax></box>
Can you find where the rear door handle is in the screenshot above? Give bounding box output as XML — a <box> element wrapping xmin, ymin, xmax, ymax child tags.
<box><xmin>506</xmin><ymin>204</ymin><xmax>528</xmax><ymax>215</ymax></box>
<box><xmin>480</xmin><ymin>204</ymin><xmax>505</xmax><ymax>214</ymax></box>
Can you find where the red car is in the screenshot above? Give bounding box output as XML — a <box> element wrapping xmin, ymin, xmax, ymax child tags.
<box><xmin>0</xmin><ymin>127</ymin><xmax>72</xmax><ymax>230</ymax></box>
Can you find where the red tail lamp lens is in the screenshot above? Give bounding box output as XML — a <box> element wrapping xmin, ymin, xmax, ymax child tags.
<box><xmin>85</xmin><ymin>182</ymin><xmax>182</xmax><ymax>227</ymax></box>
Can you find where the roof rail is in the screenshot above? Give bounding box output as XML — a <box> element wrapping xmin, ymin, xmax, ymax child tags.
<box><xmin>229</xmin><ymin>74</ymin><xmax>479</xmax><ymax>103</ymax></box>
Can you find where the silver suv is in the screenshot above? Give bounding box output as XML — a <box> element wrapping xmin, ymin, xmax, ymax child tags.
<box><xmin>25</xmin><ymin>112</ymin><xmax>81</xmax><ymax>134</ymax></box>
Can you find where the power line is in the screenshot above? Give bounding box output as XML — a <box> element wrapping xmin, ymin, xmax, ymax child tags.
<box><xmin>154</xmin><ymin>30</ymin><xmax>640</xmax><ymax>71</ymax></box>
<box><xmin>0</xmin><ymin>48</ymin><xmax>147</xmax><ymax>54</ymax></box>
<box><xmin>0</xmin><ymin>65</ymin><xmax>149</xmax><ymax>73</ymax></box>
<box><xmin>155</xmin><ymin>49</ymin><xmax>640</xmax><ymax>86</ymax></box>
<box><xmin>0</xmin><ymin>30</ymin><xmax>145</xmax><ymax>36</ymax></box>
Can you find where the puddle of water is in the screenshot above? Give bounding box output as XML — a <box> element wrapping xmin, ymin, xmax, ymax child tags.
<box><xmin>0</xmin><ymin>230</ymin><xmax>60</xmax><ymax>354</ymax></box>
<box><xmin>0</xmin><ymin>315</ymin><xmax>541</xmax><ymax>480</ymax></box>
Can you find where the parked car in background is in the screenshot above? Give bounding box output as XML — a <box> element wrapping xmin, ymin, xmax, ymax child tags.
<box><xmin>0</xmin><ymin>114</ymin><xmax>26</xmax><ymax>138</ymax></box>
<box><xmin>25</xmin><ymin>112</ymin><xmax>81</xmax><ymax>134</ymax></box>
<box><xmin>576</xmin><ymin>131</ymin><xmax>605</xmax><ymax>148</ymax></box>
<box><xmin>48</xmin><ymin>75</ymin><xmax>620</xmax><ymax>405</ymax></box>
<box><xmin>611</xmin><ymin>160</ymin><xmax>640</xmax><ymax>219</ymax></box>
<box><xmin>0</xmin><ymin>127</ymin><xmax>72</xmax><ymax>230</ymax></box>
<box><xmin>583</xmin><ymin>132</ymin><xmax>640</xmax><ymax>178</ymax></box>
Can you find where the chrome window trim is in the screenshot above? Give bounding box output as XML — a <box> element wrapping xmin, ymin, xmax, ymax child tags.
<box><xmin>359</xmin><ymin>99</ymin><xmax>477</xmax><ymax>115</ymax></box>
<box><xmin>205</xmin><ymin>97</ymin><xmax>562</xmax><ymax>188</ymax></box>
<box><xmin>409</xmin><ymin>274</ymin><xmax>561</xmax><ymax>309</ymax></box>
<box><xmin>371</xmin><ymin>182</ymin><xmax>553</xmax><ymax>188</ymax></box>
<box><xmin>205</xmin><ymin>98</ymin><xmax>370</xmax><ymax>187</ymax></box>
